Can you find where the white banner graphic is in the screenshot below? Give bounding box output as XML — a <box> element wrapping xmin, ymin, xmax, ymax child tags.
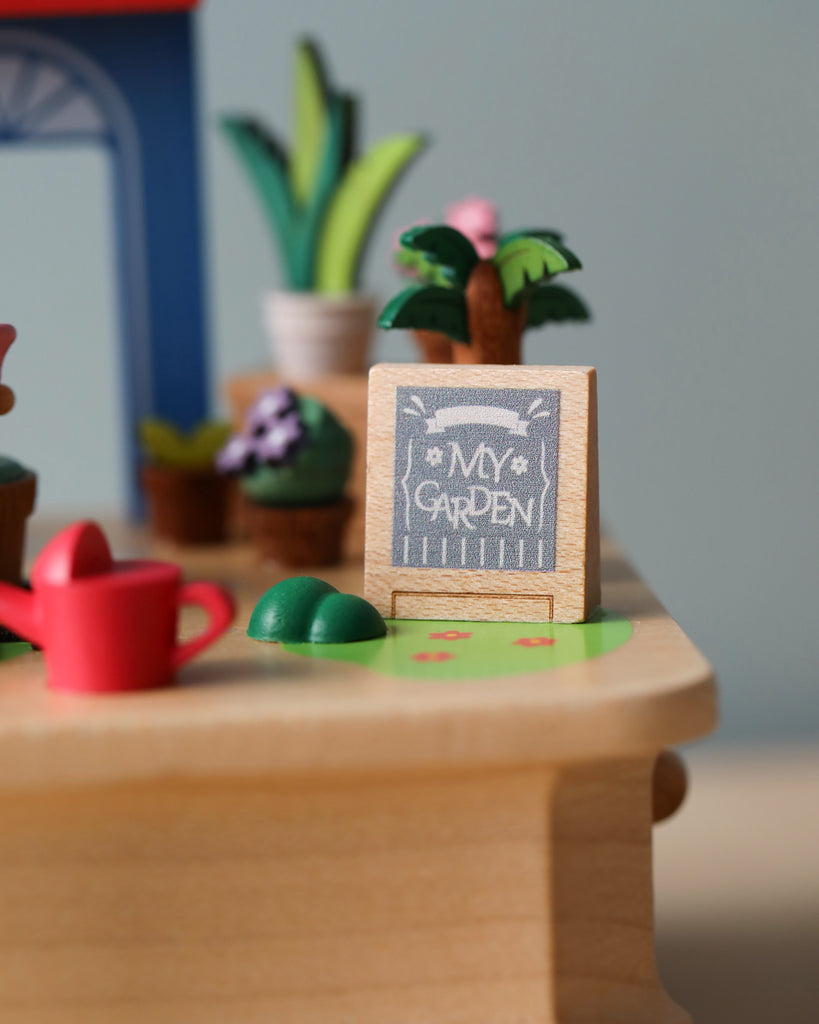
<box><xmin>425</xmin><ymin>405</ymin><xmax>539</xmax><ymax>436</ymax></box>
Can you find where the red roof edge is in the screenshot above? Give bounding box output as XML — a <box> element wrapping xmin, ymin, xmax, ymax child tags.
<box><xmin>0</xmin><ymin>1</ymin><xmax>200</xmax><ymax>17</ymax></box>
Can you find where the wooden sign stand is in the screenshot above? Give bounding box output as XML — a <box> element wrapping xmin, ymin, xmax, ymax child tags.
<box><xmin>365</xmin><ymin>364</ymin><xmax>600</xmax><ymax>623</ymax></box>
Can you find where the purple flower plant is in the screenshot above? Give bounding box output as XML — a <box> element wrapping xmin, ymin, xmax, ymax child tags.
<box><xmin>217</xmin><ymin>387</ymin><xmax>307</xmax><ymax>476</ymax></box>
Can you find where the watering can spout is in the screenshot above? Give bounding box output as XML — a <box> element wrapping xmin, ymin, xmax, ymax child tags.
<box><xmin>0</xmin><ymin>581</ymin><xmax>41</xmax><ymax>647</ymax></box>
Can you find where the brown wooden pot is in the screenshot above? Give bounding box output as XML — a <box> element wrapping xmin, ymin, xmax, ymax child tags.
<box><xmin>245</xmin><ymin>496</ymin><xmax>353</xmax><ymax>567</ymax></box>
<box><xmin>141</xmin><ymin>465</ymin><xmax>231</xmax><ymax>545</ymax></box>
<box><xmin>0</xmin><ymin>470</ymin><xmax>36</xmax><ymax>584</ymax></box>
<box><xmin>413</xmin><ymin>330</ymin><xmax>453</xmax><ymax>364</ymax></box>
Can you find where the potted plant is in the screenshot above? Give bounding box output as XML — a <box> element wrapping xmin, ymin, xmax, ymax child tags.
<box><xmin>384</xmin><ymin>221</ymin><xmax>590</xmax><ymax>364</ymax></box>
<box><xmin>139</xmin><ymin>418</ymin><xmax>233</xmax><ymax>545</ymax></box>
<box><xmin>392</xmin><ymin>197</ymin><xmax>501</xmax><ymax>363</ymax></box>
<box><xmin>221</xmin><ymin>38</ymin><xmax>427</xmax><ymax>378</ymax></box>
<box><xmin>216</xmin><ymin>386</ymin><xmax>353</xmax><ymax>566</ymax></box>
<box><xmin>0</xmin><ymin>324</ymin><xmax>36</xmax><ymax>585</ymax></box>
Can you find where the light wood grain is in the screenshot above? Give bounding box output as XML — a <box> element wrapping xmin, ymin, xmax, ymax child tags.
<box><xmin>364</xmin><ymin>364</ymin><xmax>600</xmax><ymax>623</ymax></box>
<box><xmin>0</xmin><ymin>520</ymin><xmax>715</xmax><ymax>1023</ymax></box>
<box><xmin>0</xmin><ymin>761</ymin><xmax>691</xmax><ymax>1024</ymax></box>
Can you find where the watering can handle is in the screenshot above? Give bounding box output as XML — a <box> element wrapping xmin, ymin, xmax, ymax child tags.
<box><xmin>171</xmin><ymin>582</ymin><xmax>235</xmax><ymax>671</ymax></box>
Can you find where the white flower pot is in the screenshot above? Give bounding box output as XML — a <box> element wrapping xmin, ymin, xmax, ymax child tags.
<box><xmin>262</xmin><ymin>291</ymin><xmax>376</xmax><ymax>379</ymax></box>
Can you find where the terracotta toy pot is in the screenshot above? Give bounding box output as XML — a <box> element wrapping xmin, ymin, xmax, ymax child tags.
<box><xmin>246</xmin><ymin>496</ymin><xmax>353</xmax><ymax>567</ymax></box>
<box><xmin>141</xmin><ymin>465</ymin><xmax>231</xmax><ymax>545</ymax></box>
<box><xmin>413</xmin><ymin>329</ymin><xmax>452</xmax><ymax>364</ymax></box>
<box><xmin>0</xmin><ymin>470</ymin><xmax>36</xmax><ymax>584</ymax></box>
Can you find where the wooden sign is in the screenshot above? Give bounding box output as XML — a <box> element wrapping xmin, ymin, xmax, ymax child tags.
<box><xmin>364</xmin><ymin>364</ymin><xmax>600</xmax><ymax>623</ymax></box>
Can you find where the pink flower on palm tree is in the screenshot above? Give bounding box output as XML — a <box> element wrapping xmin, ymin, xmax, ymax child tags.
<box><xmin>445</xmin><ymin>196</ymin><xmax>499</xmax><ymax>258</ymax></box>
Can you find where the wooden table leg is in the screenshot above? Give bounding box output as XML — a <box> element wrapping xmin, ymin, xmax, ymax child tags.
<box><xmin>551</xmin><ymin>757</ymin><xmax>690</xmax><ymax>1023</ymax></box>
<box><xmin>0</xmin><ymin>758</ymin><xmax>692</xmax><ymax>1023</ymax></box>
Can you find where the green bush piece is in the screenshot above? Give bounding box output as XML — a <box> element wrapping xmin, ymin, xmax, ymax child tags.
<box><xmin>239</xmin><ymin>395</ymin><xmax>352</xmax><ymax>506</ymax></box>
<box><xmin>306</xmin><ymin>592</ymin><xmax>388</xmax><ymax>644</ymax></box>
<box><xmin>248</xmin><ymin>576</ymin><xmax>386</xmax><ymax>644</ymax></box>
<box><xmin>248</xmin><ymin>576</ymin><xmax>337</xmax><ymax>642</ymax></box>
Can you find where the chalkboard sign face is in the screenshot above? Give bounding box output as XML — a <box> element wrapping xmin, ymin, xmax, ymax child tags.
<box><xmin>392</xmin><ymin>385</ymin><xmax>560</xmax><ymax>573</ymax></box>
<box><xmin>365</xmin><ymin>365</ymin><xmax>600</xmax><ymax>624</ymax></box>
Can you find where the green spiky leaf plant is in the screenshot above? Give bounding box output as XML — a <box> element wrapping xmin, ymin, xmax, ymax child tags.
<box><xmin>139</xmin><ymin>419</ymin><xmax>232</xmax><ymax>470</ymax></box>
<box><xmin>221</xmin><ymin>38</ymin><xmax>426</xmax><ymax>295</ymax></box>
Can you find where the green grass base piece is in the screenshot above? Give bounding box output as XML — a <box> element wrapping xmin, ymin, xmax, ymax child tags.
<box><xmin>282</xmin><ymin>608</ymin><xmax>631</xmax><ymax>681</ymax></box>
<box><xmin>0</xmin><ymin>641</ymin><xmax>32</xmax><ymax>663</ymax></box>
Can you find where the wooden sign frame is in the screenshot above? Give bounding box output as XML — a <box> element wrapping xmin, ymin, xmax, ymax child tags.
<box><xmin>364</xmin><ymin>364</ymin><xmax>600</xmax><ymax>623</ymax></box>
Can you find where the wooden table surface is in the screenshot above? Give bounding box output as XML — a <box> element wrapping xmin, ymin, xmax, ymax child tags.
<box><xmin>0</xmin><ymin>523</ymin><xmax>716</xmax><ymax>790</ymax></box>
<box><xmin>4</xmin><ymin>522</ymin><xmax>810</xmax><ymax>1024</ymax></box>
<box><xmin>0</xmin><ymin>520</ymin><xmax>724</xmax><ymax>1024</ymax></box>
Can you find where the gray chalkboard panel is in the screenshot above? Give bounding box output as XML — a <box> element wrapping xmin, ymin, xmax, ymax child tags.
<box><xmin>391</xmin><ymin>385</ymin><xmax>560</xmax><ymax>572</ymax></box>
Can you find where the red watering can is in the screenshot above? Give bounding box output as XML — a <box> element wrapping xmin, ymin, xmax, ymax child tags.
<box><xmin>0</xmin><ymin>521</ymin><xmax>234</xmax><ymax>694</ymax></box>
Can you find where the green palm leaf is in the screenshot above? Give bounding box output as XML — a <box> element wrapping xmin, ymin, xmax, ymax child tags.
<box><xmin>399</xmin><ymin>225</ymin><xmax>479</xmax><ymax>289</ymax></box>
<box><xmin>393</xmin><ymin>247</ymin><xmax>452</xmax><ymax>287</ymax></box>
<box><xmin>291</xmin><ymin>95</ymin><xmax>351</xmax><ymax>289</ymax></box>
<box><xmin>378</xmin><ymin>285</ymin><xmax>470</xmax><ymax>345</ymax></box>
<box><xmin>316</xmin><ymin>133</ymin><xmax>427</xmax><ymax>293</ymax></box>
<box><xmin>220</xmin><ymin>116</ymin><xmax>299</xmax><ymax>286</ymax></box>
<box><xmin>289</xmin><ymin>39</ymin><xmax>330</xmax><ymax>208</ymax></box>
<box><xmin>492</xmin><ymin>235</ymin><xmax>582</xmax><ymax>307</ymax></box>
<box><xmin>526</xmin><ymin>284</ymin><xmax>591</xmax><ymax>328</ymax></box>
<box><xmin>497</xmin><ymin>228</ymin><xmax>565</xmax><ymax>246</ymax></box>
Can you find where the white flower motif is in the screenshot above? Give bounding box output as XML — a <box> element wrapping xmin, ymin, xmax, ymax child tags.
<box><xmin>425</xmin><ymin>446</ymin><xmax>443</xmax><ymax>467</ymax></box>
<box><xmin>511</xmin><ymin>455</ymin><xmax>529</xmax><ymax>476</ymax></box>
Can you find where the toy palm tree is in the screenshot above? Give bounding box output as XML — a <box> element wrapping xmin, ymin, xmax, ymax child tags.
<box><xmin>381</xmin><ymin>224</ymin><xmax>588</xmax><ymax>364</ymax></box>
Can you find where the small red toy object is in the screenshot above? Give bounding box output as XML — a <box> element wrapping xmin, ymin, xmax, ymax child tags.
<box><xmin>0</xmin><ymin>2</ymin><xmax>198</xmax><ymax>15</ymax></box>
<box><xmin>0</xmin><ymin>521</ymin><xmax>234</xmax><ymax>694</ymax></box>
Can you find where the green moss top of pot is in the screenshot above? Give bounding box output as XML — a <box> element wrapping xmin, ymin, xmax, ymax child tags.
<box><xmin>217</xmin><ymin>387</ymin><xmax>352</xmax><ymax>507</ymax></box>
<box><xmin>139</xmin><ymin>418</ymin><xmax>232</xmax><ymax>470</ymax></box>
<box><xmin>0</xmin><ymin>455</ymin><xmax>29</xmax><ymax>484</ymax></box>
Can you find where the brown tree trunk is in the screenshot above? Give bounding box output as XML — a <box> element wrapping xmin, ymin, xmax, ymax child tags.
<box><xmin>0</xmin><ymin>471</ymin><xmax>36</xmax><ymax>584</ymax></box>
<box><xmin>413</xmin><ymin>330</ymin><xmax>453</xmax><ymax>363</ymax></box>
<box><xmin>454</xmin><ymin>260</ymin><xmax>527</xmax><ymax>364</ymax></box>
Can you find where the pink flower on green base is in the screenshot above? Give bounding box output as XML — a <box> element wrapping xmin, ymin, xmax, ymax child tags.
<box><xmin>513</xmin><ymin>637</ymin><xmax>556</xmax><ymax>647</ymax></box>
<box><xmin>428</xmin><ymin>630</ymin><xmax>472</xmax><ymax>641</ymax></box>
<box><xmin>412</xmin><ymin>651</ymin><xmax>455</xmax><ymax>663</ymax></box>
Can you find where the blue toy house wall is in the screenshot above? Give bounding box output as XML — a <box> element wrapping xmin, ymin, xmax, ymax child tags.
<box><xmin>0</xmin><ymin>11</ymin><xmax>209</xmax><ymax>514</ymax></box>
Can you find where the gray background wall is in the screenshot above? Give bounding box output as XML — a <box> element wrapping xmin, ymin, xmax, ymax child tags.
<box><xmin>1</xmin><ymin>1</ymin><xmax>816</xmax><ymax>743</ymax></box>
